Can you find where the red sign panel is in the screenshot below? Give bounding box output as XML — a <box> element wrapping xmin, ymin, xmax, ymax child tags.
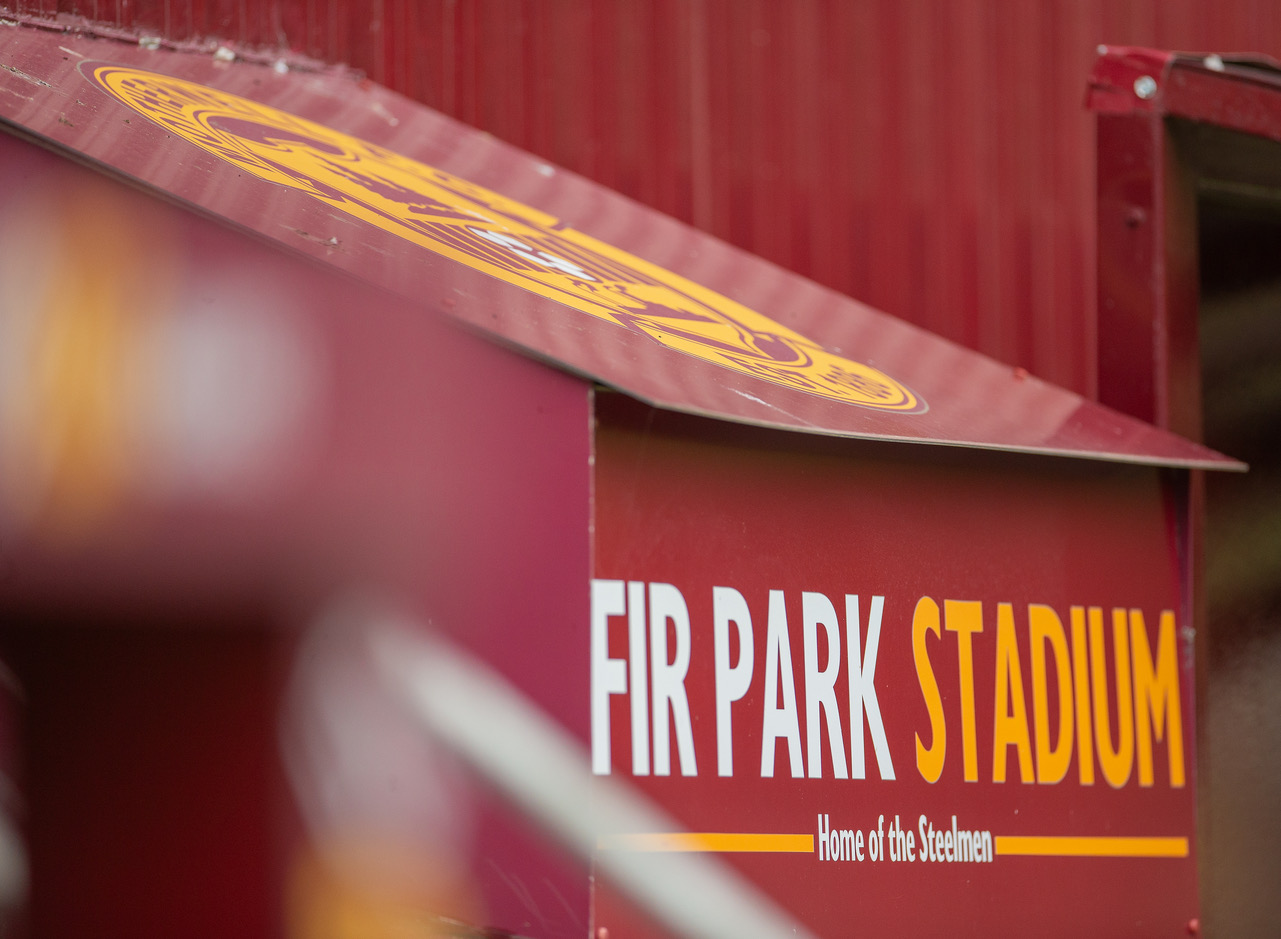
<box><xmin>590</xmin><ymin>396</ymin><xmax>1195</xmax><ymax>937</ymax></box>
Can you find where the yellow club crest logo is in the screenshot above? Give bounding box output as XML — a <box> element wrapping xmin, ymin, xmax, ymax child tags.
<box><xmin>91</xmin><ymin>65</ymin><xmax>922</xmax><ymax>413</ymax></box>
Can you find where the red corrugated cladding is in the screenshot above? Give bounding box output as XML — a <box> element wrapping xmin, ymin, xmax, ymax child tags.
<box><xmin>9</xmin><ymin>0</ymin><xmax>1281</xmax><ymax>398</ymax></box>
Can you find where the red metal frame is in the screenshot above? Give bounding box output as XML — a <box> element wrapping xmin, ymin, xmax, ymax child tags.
<box><xmin>14</xmin><ymin>1</ymin><xmax>1281</xmax><ymax>403</ymax></box>
<box><xmin>1090</xmin><ymin>45</ymin><xmax>1281</xmax><ymax>438</ymax></box>
<box><xmin>1090</xmin><ymin>45</ymin><xmax>1281</xmax><ymax>937</ymax></box>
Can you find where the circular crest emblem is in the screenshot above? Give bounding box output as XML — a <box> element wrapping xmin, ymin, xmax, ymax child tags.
<box><xmin>91</xmin><ymin>65</ymin><xmax>922</xmax><ymax>413</ymax></box>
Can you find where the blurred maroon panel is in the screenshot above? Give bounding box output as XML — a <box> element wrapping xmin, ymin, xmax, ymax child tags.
<box><xmin>2</xmin><ymin>618</ymin><xmax>281</xmax><ymax>939</ymax></box>
<box><xmin>0</xmin><ymin>119</ymin><xmax>593</xmax><ymax>936</ymax></box>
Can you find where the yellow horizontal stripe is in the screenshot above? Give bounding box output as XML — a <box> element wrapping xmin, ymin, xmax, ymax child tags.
<box><xmin>995</xmin><ymin>836</ymin><xmax>1188</xmax><ymax>858</ymax></box>
<box><xmin>597</xmin><ymin>832</ymin><xmax>814</xmax><ymax>853</ymax></box>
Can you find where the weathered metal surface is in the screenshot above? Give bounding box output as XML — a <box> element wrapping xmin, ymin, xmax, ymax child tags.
<box><xmin>11</xmin><ymin>0</ymin><xmax>1281</xmax><ymax>401</ymax></box>
<box><xmin>1089</xmin><ymin>45</ymin><xmax>1281</xmax><ymax>136</ymax></box>
<box><xmin>1090</xmin><ymin>46</ymin><xmax>1281</xmax><ymax>439</ymax></box>
<box><xmin>0</xmin><ymin>23</ymin><xmax>1241</xmax><ymax>469</ymax></box>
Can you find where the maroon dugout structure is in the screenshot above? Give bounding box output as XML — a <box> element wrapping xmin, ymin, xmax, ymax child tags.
<box><xmin>1090</xmin><ymin>46</ymin><xmax>1281</xmax><ymax>936</ymax></box>
<box><xmin>0</xmin><ymin>20</ymin><xmax>1267</xmax><ymax>939</ymax></box>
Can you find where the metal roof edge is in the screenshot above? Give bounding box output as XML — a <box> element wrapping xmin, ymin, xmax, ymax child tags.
<box><xmin>0</xmin><ymin>24</ymin><xmax>1245</xmax><ymax>472</ymax></box>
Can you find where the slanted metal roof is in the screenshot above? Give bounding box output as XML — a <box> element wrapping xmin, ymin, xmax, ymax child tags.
<box><xmin>0</xmin><ymin>23</ymin><xmax>1241</xmax><ymax>468</ymax></box>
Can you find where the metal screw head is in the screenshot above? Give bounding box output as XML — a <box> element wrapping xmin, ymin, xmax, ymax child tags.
<box><xmin>1134</xmin><ymin>75</ymin><xmax>1158</xmax><ymax>100</ymax></box>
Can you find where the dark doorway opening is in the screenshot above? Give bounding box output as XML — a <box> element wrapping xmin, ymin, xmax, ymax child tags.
<box><xmin>1194</xmin><ymin>122</ymin><xmax>1281</xmax><ymax>936</ymax></box>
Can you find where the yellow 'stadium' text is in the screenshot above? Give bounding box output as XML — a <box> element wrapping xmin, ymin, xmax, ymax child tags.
<box><xmin>913</xmin><ymin>600</ymin><xmax>1184</xmax><ymax>788</ymax></box>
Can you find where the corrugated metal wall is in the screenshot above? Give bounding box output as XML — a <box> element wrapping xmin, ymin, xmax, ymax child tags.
<box><xmin>11</xmin><ymin>0</ymin><xmax>1281</xmax><ymax>395</ymax></box>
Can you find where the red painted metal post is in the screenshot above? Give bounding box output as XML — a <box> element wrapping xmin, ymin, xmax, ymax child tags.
<box><xmin>1092</xmin><ymin>51</ymin><xmax>1202</xmax><ymax>441</ymax></box>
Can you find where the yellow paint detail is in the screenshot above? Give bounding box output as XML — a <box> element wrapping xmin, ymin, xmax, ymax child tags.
<box><xmin>1131</xmin><ymin>609</ymin><xmax>1185</xmax><ymax>788</ymax></box>
<box><xmin>91</xmin><ymin>65</ymin><xmax>923</xmax><ymax>413</ymax></box>
<box><xmin>944</xmin><ymin>600</ymin><xmax>983</xmax><ymax>783</ymax></box>
<box><xmin>1070</xmin><ymin>606</ymin><xmax>1096</xmax><ymax>785</ymax></box>
<box><xmin>992</xmin><ymin>603</ymin><xmax>1033</xmax><ymax>784</ymax></box>
<box><xmin>0</xmin><ymin>179</ymin><xmax>167</xmax><ymax>540</ymax></box>
<box><xmin>912</xmin><ymin>597</ymin><xmax>946</xmax><ymax>784</ymax></box>
<box><xmin>1029</xmin><ymin>604</ymin><xmax>1073</xmax><ymax>784</ymax></box>
<box><xmin>1090</xmin><ymin>607</ymin><xmax>1134</xmax><ymax>789</ymax></box>
<box><xmin>596</xmin><ymin>832</ymin><xmax>814</xmax><ymax>853</ymax></box>
<box><xmin>994</xmin><ymin>836</ymin><xmax>1188</xmax><ymax>858</ymax></box>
